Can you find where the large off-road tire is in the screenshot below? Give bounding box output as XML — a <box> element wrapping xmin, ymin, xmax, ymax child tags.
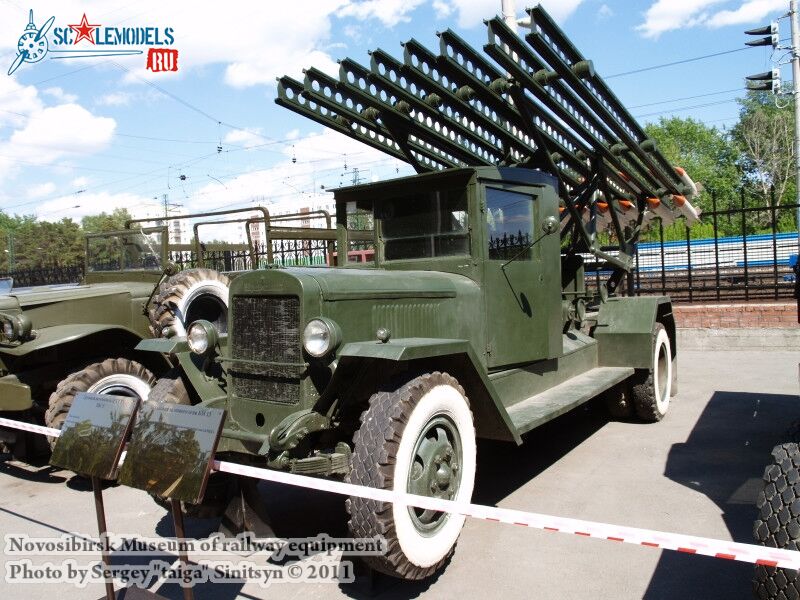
<box><xmin>148</xmin><ymin>268</ymin><xmax>230</xmax><ymax>338</ymax></box>
<box><xmin>147</xmin><ymin>370</ymin><xmax>234</xmax><ymax>519</ymax></box>
<box><xmin>753</xmin><ymin>443</ymin><xmax>800</xmax><ymax>599</ymax></box>
<box><xmin>630</xmin><ymin>323</ymin><xmax>672</xmax><ymax>422</ymax></box>
<box><xmin>44</xmin><ymin>358</ymin><xmax>156</xmax><ymax>450</ymax></box>
<box><xmin>346</xmin><ymin>372</ymin><xmax>476</xmax><ymax>580</ymax></box>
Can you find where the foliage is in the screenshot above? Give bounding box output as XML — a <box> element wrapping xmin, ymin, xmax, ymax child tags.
<box><xmin>731</xmin><ymin>91</ymin><xmax>795</xmax><ymax>207</ymax></box>
<box><xmin>644</xmin><ymin>116</ymin><xmax>740</xmax><ymax>216</ymax></box>
<box><xmin>0</xmin><ymin>208</ymin><xmax>133</xmax><ymax>271</ymax></box>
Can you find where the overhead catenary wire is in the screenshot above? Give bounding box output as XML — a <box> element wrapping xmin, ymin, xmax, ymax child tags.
<box><xmin>606</xmin><ymin>46</ymin><xmax>753</xmax><ymax>79</ymax></box>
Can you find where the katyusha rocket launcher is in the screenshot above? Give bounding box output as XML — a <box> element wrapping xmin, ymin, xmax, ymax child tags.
<box><xmin>275</xmin><ymin>4</ymin><xmax>699</xmax><ymax>280</ymax></box>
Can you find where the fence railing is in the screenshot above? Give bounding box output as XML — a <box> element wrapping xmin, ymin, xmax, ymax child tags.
<box><xmin>585</xmin><ymin>188</ymin><xmax>800</xmax><ymax>303</ymax></box>
<box><xmin>4</xmin><ymin>191</ymin><xmax>798</xmax><ymax>305</ymax></box>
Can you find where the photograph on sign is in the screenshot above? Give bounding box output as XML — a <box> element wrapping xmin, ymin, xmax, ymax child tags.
<box><xmin>49</xmin><ymin>392</ymin><xmax>141</xmax><ymax>480</ymax></box>
<box><xmin>118</xmin><ymin>403</ymin><xmax>225</xmax><ymax>504</ymax></box>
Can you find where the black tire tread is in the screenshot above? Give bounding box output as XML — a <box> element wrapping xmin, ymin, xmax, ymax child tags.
<box><xmin>147</xmin><ymin>268</ymin><xmax>229</xmax><ymax>337</ymax></box>
<box><xmin>753</xmin><ymin>443</ymin><xmax>800</xmax><ymax>599</ymax></box>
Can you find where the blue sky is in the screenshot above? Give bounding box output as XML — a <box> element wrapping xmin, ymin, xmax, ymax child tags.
<box><xmin>0</xmin><ymin>0</ymin><xmax>789</xmax><ymax>229</ymax></box>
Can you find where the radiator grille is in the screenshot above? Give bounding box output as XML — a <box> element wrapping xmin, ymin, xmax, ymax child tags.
<box><xmin>230</xmin><ymin>295</ymin><xmax>301</xmax><ymax>404</ymax></box>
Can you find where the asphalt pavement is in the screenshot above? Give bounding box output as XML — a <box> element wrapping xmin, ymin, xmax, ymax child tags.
<box><xmin>1</xmin><ymin>348</ymin><xmax>799</xmax><ymax>600</ymax></box>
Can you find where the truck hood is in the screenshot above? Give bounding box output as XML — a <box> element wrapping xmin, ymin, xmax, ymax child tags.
<box><xmin>1</xmin><ymin>281</ymin><xmax>155</xmax><ymax>309</ymax></box>
<box><xmin>297</xmin><ymin>267</ymin><xmax>461</xmax><ymax>301</ymax></box>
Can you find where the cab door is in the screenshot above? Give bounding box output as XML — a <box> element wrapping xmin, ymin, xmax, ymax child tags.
<box><xmin>482</xmin><ymin>185</ymin><xmax>558</xmax><ymax>368</ymax></box>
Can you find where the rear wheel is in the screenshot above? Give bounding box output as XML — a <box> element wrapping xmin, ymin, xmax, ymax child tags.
<box><xmin>631</xmin><ymin>323</ymin><xmax>672</xmax><ymax>422</ymax></box>
<box><xmin>347</xmin><ymin>372</ymin><xmax>476</xmax><ymax>580</ymax></box>
<box><xmin>44</xmin><ymin>358</ymin><xmax>156</xmax><ymax>450</ymax></box>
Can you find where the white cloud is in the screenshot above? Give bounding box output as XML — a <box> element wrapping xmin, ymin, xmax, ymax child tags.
<box><xmin>35</xmin><ymin>191</ymin><xmax>159</xmax><ymax>221</ymax></box>
<box><xmin>0</xmin><ymin>1</ymin><xmax>350</xmax><ymax>89</ymax></box>
<box><xmin>338</xmin><ymin>0</ymin><xmax>427</xmax><ymax>27</ymax></box>
<box><xmin>8</xmin><ymin>104</ymin><xmax>115</xmax><ymax>164</ymax></box>
<box><xmin>637</xmin><ymin>0</ymin><xmax>726</xmax><ymax>38</ymax></box>
<box><xmin>26</xmin><ymin>182</ymin><xmax>56</xmax><ymax>199</ymax></box>
<box><xmin>42</xmin><ymin>87</ymin><xmax>78</xmax><ymax>103</ymax></box>
<box><xmin>96</xmin><ymin>92</ymin><xmax>132</xmax><ymax>107</ymax></box>
<box><xmin>598</xmin><ymin>4</ymin><xmax>614</xmax><ymax>19</ymax></box>
<box><xmin>224</xmin><ymin>128</ymin><xmax>266</xmax><ymax>149</ymax></box>
<box><xmin>433</xmin><ymin>0</ymin><xmax>453</xmax><ymax>19</ymax></box>
<box><xmin>71</xmin><ymin>176</ymin><xmax>89</xmax><ymax>188</ymax></box>
<box><xmin>637</xmin><ymin>0</ymin><xmax>785</xmax><ymax>37</ymax></box>
<box><xmin>169</xmin><ymin>128</ymin><xmax>411</xmax><ymax>219</ymax></box>
<box><xmin>706</xmin><ymin>0</ymin><xmax>786</xmax><ymax>27</ymax></box>
<box><xmin>0</xmin><ymin>77</ymin><xmax>42</xmax><ymax>129</ymax></box>
<box><xmin>0</xmin><ymin>103</ymin><xmax>116</xmax><ymax>185</ymax></box>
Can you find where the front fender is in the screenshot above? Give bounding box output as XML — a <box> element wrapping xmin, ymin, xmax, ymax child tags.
<box><xmin>338</xmin><ymin>338</ymin><xmax>520</xmax><ymax>444</ymax></box>
<box><xmin>0</xmin><ymin>324</ymin><xmax>144</xmax><ymax>357</ymax></box>
<box><xmin>338</xmin><ymin>338</ymin><xmax>473</xmax><ymax>361</ymax></box>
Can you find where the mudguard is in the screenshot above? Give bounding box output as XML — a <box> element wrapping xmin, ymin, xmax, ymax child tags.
<box><xmin>339</xmin><ymin>338</ymin><xmax>520</xmax><ymax>444</ymax></box>
<box><xmin>593</xmin><ymin>296</ymin><xmax>675</xmax><ymax>369</ymax></box>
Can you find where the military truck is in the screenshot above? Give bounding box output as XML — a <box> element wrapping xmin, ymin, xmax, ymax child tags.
<box><xmin>135</xmin><ymin>6</ymin><xmax>705</xmax><ymax>581</ymax></box>
<box><xmin>0</xmin><ymin>207</ymin><xmax>284</xmax><ymax>459</ymax></box>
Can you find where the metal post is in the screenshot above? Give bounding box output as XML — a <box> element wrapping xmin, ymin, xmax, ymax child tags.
<box><xmin>742</xmin><ymin>188</ymin><xmax>750</xmax><ymax>301</ymax></box>
<box><xmin>686</xmin><ymin>225</ymin><xmax>693</xmax><ymax>303</ymax></box>
<box><xmin>501</xmin><ymin>0</ymin><xmax>518</xmax><ymax>33</ymax></box>
<box><xmin>92</xmin><ymin>477</ymin><xmax>116</xmax><ymax>600</ymax></box>
<box><xmin>712</xmin><ymin>192</ymin><xmax>721</xmax><ymax>301</ymax></box>
<box><xmin>792</xmin><ymin>1</ymin><xmax>800</xmax><ymax>284</ymax></box>
<box><xmin>771</xmin><ymin>186</ymin><xmax>780</xmax><ymax>299</ymax></box>
<box><xmin>170</xmin><ymin>499</ymin><xmax>195</xmax><ymax>600</ymax></box>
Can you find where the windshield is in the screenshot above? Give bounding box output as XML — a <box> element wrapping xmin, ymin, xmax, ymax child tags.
<box><xmin>377</xmin><ymin>188</ymin><xmax>468</xmax><ymax>260</ymax></box>
<box><xmin>86</xmin><ymin>229</ymin><xmax>164</xmax><ymax>272</ymax></box>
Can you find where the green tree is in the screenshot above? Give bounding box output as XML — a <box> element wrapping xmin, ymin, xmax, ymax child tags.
<box><xmin>731</xmin><ymin>91</ymin><xmax>795</xmax><ymax>207</ymax></box>
<box><xmin>81</xmin><ymin>208</ymin><xmax>133</xmax><ymax>233</ymax></box>
<box><xmin>644</xmin><ymin>116</ymin><xmax>740</xmax><ymax>216</ymax></box>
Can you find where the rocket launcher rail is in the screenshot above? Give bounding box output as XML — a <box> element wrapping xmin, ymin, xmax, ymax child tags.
<box><xmin>275</xmin><ymin>4</ymin><xmax>699</xmax><ymax>285</ymax></box>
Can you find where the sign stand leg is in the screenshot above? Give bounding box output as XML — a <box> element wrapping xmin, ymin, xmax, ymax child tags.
<box><xmin>92</xmin><ymin>476</ymin><xmax>116</xmax><ymax>600</ymax></box>
<box><xmin>170</xmin><ymin>499</ymin><xmax>195</xmax><ymax>600</ymax></box>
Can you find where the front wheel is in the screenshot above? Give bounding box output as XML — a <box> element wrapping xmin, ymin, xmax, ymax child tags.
<box><xmin>347</xmin><ymin>372</ymin><xmax>476</xmax><ymax>580</ymax></box>
<box><xmin>44</xmin><ymin>358</ymin><xmax>156</xmax><ymax>450</ymax></box>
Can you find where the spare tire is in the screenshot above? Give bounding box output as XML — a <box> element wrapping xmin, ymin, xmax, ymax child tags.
<box><xmin>148</xmin><ymin>268</ymin><xmax>230</xmax><ymax>338</ymax></box>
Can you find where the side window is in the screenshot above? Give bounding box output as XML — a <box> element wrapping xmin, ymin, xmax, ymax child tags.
<box><xmin>486</xmin><ymin>188</ymin><xmax>534</xmax><ymax>260</ymax></box>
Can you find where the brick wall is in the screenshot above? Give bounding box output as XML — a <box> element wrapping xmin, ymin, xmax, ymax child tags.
<box><xmin>673</xmin><ymin>302</ymin><xmax>799</xmax><ymax>328</ymax></box>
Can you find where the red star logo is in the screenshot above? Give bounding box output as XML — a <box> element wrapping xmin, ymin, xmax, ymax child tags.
<box><xmin>68</xmin><ymin>13</ymin><xmax>101</xmax><ymax>45</ymax></box>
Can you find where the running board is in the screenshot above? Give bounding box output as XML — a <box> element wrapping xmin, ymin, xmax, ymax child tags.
<box><xmin>508</xmin><ymin>366</ymin><xmax>634</xmax><ymax>436</ymax></box>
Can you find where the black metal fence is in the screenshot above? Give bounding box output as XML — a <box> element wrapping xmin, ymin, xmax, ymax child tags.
<box><xmin>0</xmin><ymin>265</ymin><xmax>83</xmax><ymax>287</ymax></box>
<box><xmin>586</xmin><ymin>189</ymin><xmax>800</xmax><ymax>303</ymax></box>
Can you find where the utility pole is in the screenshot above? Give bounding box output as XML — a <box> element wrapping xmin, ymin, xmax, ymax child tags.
<box><xmin>791</xmin><ymin>1</ymin><xmax>800</xmax><ymax>255</ymax></box>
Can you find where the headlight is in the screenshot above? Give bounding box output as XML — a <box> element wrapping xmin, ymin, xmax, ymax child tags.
<box><xmin>303</xmin><ymin>318</ymin><xmax>341</xmax><ymax>358</ymax></box>
<box><xmin>187</xmin><ymin>319</ymin><xmax>218</xmax><ymax>355</ymax></box>
<box><xmin>2</xmin><ymin>320</ymin><xmax>15</xmax><ymax>341</ymax></box>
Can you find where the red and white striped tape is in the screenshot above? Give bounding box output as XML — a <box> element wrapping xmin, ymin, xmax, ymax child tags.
<box><xmin>2</xmin><ymin>416</ymin><xmax>798</xmax><ymax>570</ymax></box>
